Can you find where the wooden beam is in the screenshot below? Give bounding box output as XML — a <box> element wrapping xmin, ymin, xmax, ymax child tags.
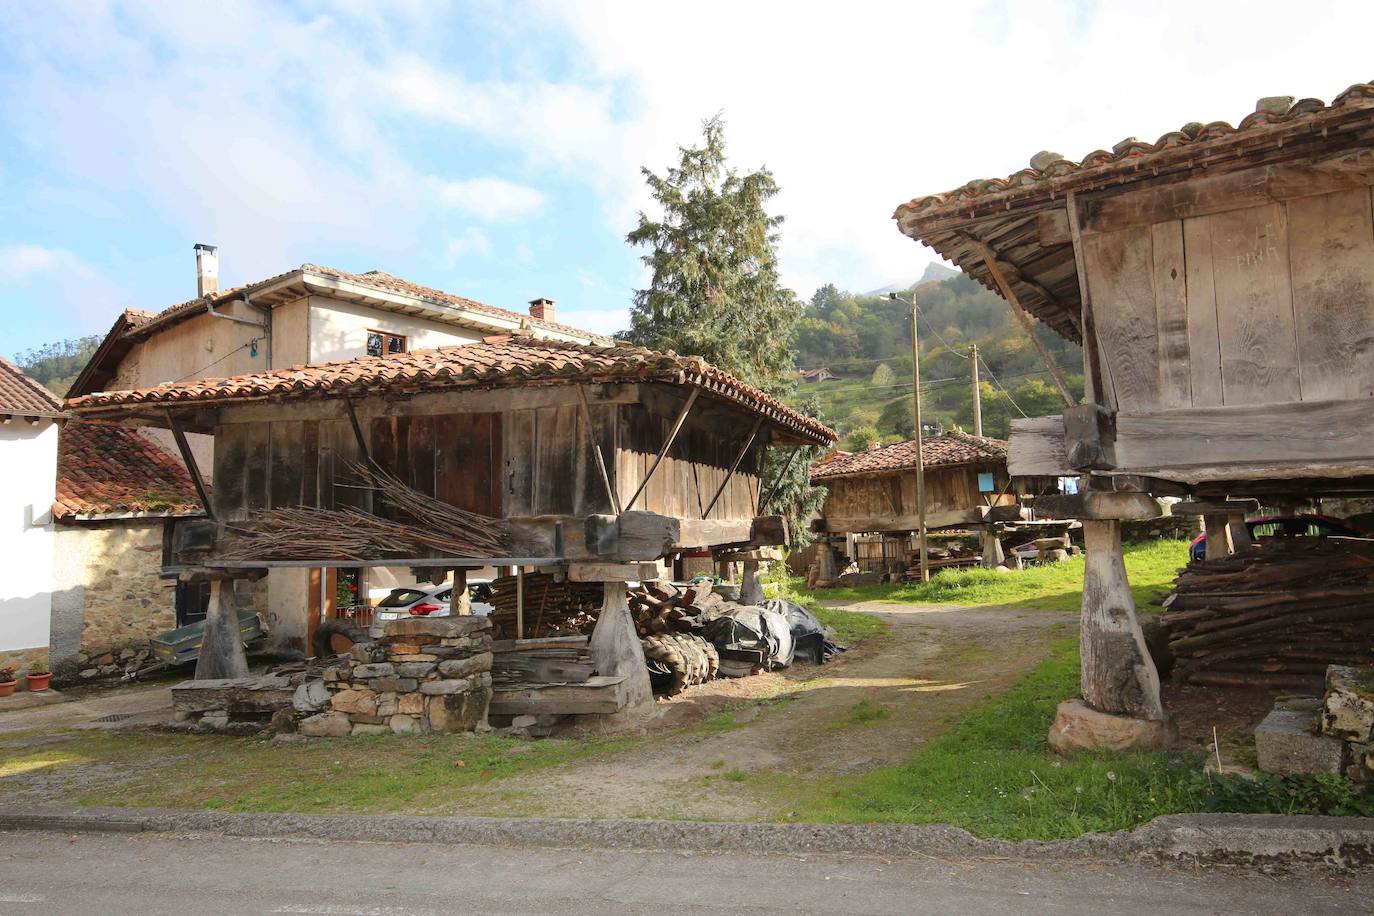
<box><xmin>166</xmin><ymin>411</ymin><xmax>214</xmax><ymax>520</ymax></box>
<box><xmin>703</xmin><ymin>415</ymin><xmax>764</xmax><ymax>519</ymax></box>
<box><xmin>757</xmin><ymin>445</ymin><xmax>802</xmax><ymax>515</ymax></box>
<box><xmin>576</xmin><ymin>385</ymin><xmax>622</xmax><ymax>515</ymax></box>
<box><xmin>1171</xmin><ymin>499</ymin><xmax>1261</xmax><ymax>517</ymax></box>
<box><xmin>625</xmin><ymin>387</ymin><xmax>699</xmax><ymax>512</ymax></box>
<box><xmin>1066</xmin><ymin>192</ymin><xmax>1110</xmax><ymax>407</ymax></box>
<box><xmin>343</xmin><ymin>398</ymin><xmax>371</xmax><ymax>465</ymax></box>
<box><xmin>1034</xmin><ymin>491</ymin><xmax>1163</xmax><ymax>521</ymax></box>
<box><xmin>968</xmin><ymin>238</ymin><xmax>1076</xmax><ymax>407</ymax></box>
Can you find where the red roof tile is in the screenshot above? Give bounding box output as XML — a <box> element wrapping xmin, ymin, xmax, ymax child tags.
<box><xmin>810</xmin><ymin>431</ymin><xmax>1006</xmax><ymax>481</ymax></box>
<box><xmin>0</xmin><ymin>356</ymin><xmax>62</xmax><ymax>417</ymax></box>
<box><xmin>66</xmin><ymin>337</ymin><xmax>837</xmax><ymax>445</ymax></box>
<box><xmin>53</xmin><ymin>421</ymin><xmax>203</xmax><ymax>519</ymax></box>
<box><xmin>894</xmin><ymin>82</ymin><xmax>1374</xmax><ymax>225</ymax></box>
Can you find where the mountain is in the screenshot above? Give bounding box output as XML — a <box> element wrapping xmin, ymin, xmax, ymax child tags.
<box><xmin>862</xmin><ymin>261</ymin><xmax>959</xmax><ymax>297</ymax></box>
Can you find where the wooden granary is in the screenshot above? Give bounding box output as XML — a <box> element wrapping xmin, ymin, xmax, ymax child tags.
<box><xmin>893</xmin><ymin>82</ymin><xmax>1374</xmax><ymax>744</ymax></box>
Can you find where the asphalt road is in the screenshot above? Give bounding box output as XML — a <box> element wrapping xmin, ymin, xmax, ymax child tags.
<box><xmin>1</xmin><ymin>831</ymin><xmax>1370</xmax><ymax>915</ymax></box>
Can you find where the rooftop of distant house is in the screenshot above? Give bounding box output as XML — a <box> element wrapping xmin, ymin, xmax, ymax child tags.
<box><xmin>811</xmin><ymin>430</ymin><xmax>1007</xmax><ymax>480</ymax></box>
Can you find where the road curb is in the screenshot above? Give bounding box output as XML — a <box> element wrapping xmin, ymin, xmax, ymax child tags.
<box><xmin>2</xmin><ymin>806</ymin><xmax>1373</xmax><ymax>867</ymax></box>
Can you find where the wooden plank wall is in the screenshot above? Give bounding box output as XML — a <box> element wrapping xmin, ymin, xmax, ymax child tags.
<box><xmin>614</xmin><ymin>403</ymin><xmax>762</xmax><ymax>520</ymax></box>
<box><xmin>503</xmin><ymin>404</ymin><xmax>614</xmax><ymax>518</ymax></box>
<box><xmin>823</xmin><ymin>462</ymin><xmax>1010</xmax><ymax>521</ymax></box>
<box><xmin>1081</xmin><ymin>183</ymin><xmax>1374</xmax><ymax>413</ymax></box>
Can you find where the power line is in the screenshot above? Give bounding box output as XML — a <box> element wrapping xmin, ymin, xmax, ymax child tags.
<box><xmin>171</xmin><ymin>337</ymin><xmax>262</xmax><ymax>384</ymax></box>
<box><xmin>976</xmin><ymin>355</ymin><xmax>1028</xmax><ymax>418</ymax></box>
<box><xmin>914</xmin><ymin>305</ymin><xmax>970</xmax><ymax>360</ymax></box>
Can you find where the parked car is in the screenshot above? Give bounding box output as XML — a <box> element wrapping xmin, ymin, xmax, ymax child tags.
<box><xmin>367</xmin><ymin>582</ymin><xmax>494</xmax><ymax>639</ymax></box>
<box><xmin>1189</xmin><ymin>514</ymin><xmax>1365</xmax><ymax>562</ymax></box>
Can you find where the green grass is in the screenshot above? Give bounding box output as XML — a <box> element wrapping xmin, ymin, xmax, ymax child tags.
<box><xmin>1</xmin><ymin>729</ymin><xmax>638</xmax><ymax>815</ymax></box>
<box><xmin>835</xmin><ymin>699</ymin><xmax>892</xmax><ymax>727</ymax></box>
<box><xmin>790</xmin><ymin>638</ymin><xmax>1206</xmax><ymax>840</ymax></box>
<box><xmin>809</xmin><ymin>539</ymin><xmax>1188</xmax><ymax>613</ymax></box>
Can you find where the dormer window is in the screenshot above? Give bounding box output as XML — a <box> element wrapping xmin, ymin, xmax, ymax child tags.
<box><xmin>366</xmin><ymin>331</ymin><xmax>406</xmax><ymax>357</ymax></box>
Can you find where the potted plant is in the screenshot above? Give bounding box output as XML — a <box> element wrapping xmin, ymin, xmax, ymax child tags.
<box><xmin>0</xmin><ymin>667</ymin><xmax>15</xmax><ymax>698</ymax></box>
<box><xmin>26</xmin><ymin>662</ymin><xmax>52</xmax><ymax>692</ymax></box>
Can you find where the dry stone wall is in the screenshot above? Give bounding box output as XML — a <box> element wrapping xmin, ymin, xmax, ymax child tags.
<box><xmin>298</xmin><ymin>615</ymin><xmax>493</xmax><ymax>737</ymax></box>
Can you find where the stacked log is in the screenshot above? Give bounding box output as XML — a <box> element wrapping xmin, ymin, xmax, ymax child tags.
<box><xmin>626</xmin><ymin>582</ymin><xmax>723</xmax><ymax>637</ymax></box>
<box><xmin>1161</xmin><ymin>537</ymin><xmax>1374</xmax><ymax>691</ymax></box>
<box><xmin>490</xmin><ymin>636</ymin><xmax>594</xmax><ymax>689</ymax></box>
<box><xmin>486</xmin><ymin>573</ymin><xmax>604</xmax><ymax>639</ymax></box>
<box><xmin>642</xmin><ymin>633</ymin><xmax>719</xmax><ymax>696</ymax></box>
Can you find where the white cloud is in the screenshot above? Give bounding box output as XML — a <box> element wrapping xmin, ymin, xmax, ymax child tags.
<box><xmin>429</xmin><ymin>176</ymin><xmax>544</xmax><ymax>221</ymax></box>
<box><xmin>444</xmin><ymin>227</ymin><xmax>493</xmax><ymax>264</ymax></box>
<box><xmin>0</xmin><ymin>244</ymin><xmax>67</xmax><ymax>278</ymax></box>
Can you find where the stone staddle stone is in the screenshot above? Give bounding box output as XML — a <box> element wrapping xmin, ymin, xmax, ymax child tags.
<box><xmin>1047</xmin><ymin>698</ymin><xmax>1178</xmax><ymax>755</ymax></box>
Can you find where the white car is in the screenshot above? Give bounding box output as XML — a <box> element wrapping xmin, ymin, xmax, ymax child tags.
<box><xmin>367</xmin><ymin>583</ymin><xmax>494</xmax><ymax>639</ymax></box>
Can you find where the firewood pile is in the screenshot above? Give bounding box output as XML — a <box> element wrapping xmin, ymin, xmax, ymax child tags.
<box><xmin>627</xmin><ymin>582</ymin><xmax>725</xmax><ymax>636</ymax></box>
<box><xmin>490</xmin><ymin>636</ymin><xmax>594</xmax><ymax>689</ymax></box>
<box><xmin>1161</xmin><ymin>537</ymin><xmax>1374</xmax><ymax>691</ymax></box>
<box><xmin>487</xmin><ymin>572</ymin><xmax>604</xmax><ymax>639</ymax></box>
<box><xmin>217</xmin><ymin>462</ymin><xmax>509</xmax><ymax>561</ymax></box>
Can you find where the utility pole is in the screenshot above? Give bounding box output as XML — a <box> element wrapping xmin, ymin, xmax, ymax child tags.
<box><xmin>970</xmin><ymin>343</ymin><xmax>983</xmax><ymax>437</ymax></box>
<box><xmin>893</xmin><ymin>292</ymin><xmax>930</xmax><ymax>583</ymax></box>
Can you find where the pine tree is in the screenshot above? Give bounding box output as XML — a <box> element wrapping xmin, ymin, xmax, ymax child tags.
<box><xmin>626</xmin><ymin>115</ymin><xmax>824</xmax><ymax>544</ymax></box>
<box><xmin>627</xmin><ymin>115</ymin><xmax>800</xmax><ymax>397</ymax></box>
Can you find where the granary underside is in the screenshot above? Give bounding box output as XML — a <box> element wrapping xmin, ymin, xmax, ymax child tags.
<box><xmin>895</xmin><ymin>82</ymin><xmax>1374</xmax><ymax>499</ymax></box>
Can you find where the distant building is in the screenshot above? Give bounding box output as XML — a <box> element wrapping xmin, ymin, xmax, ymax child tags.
<box><xmin>799</xmin><ymin>367</ymin><xmax>838</xmax><ymax>382</ymax></box>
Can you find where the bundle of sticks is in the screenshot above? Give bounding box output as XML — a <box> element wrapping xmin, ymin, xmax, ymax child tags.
<box><xmin>486</xmin><ymin>572</ymin><xmax>604</xmax><ymax>639</ymax></box>
<box><xmin>1161</xmin><ymin>537</ymin><xmax>1374</xmax><ymax>691</ymax></box>
<box><xmin>216</xmin><ymin>462</ymin><xmax>510</xmax><ymax>562</ymax></box>
<box><xmin>627</xmin><ymin>582</ymin><xmax>723</xmax><ymax>637</ymax></box>
<box><xmin>490</xmin><ymin>636</ymin><xmax>594</xmax><ymax>689</ymax></box>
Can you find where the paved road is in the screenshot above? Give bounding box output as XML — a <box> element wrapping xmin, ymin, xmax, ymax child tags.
<box><xmin>0</xmin><ymin>831</ymin><xmax>1368</xmax><ymax>915</ymax></box>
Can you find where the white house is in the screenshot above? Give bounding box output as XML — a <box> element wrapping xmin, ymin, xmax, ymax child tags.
<box><xmin>0</xmin><ymin>356</ymin><xmax>62</xmax><ymax>681</ymax></box>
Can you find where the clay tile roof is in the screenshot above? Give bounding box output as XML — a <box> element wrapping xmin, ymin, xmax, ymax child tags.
<box><xmin>0</xmin><ymin>356</ymin><xmax>63</xmax><ymax>417</ymax></box>
<box><xmin>129</xmin><ymin>264</ymin><xmax>607</xmax><ymax>342</ymax></box>
<box><xmin>810</xmin><ymin>430</ymin><xmax>1006</xmax><ymax>481</ymax></box>
<box><xmin>53</xmin><ymin>421</ymin><xmax>203</xmax><ymax>519</ymax></box>
<box><xmin>66</xmin><ymin>337</ymin><xmax>837</xmax><ymax>445</ymax></box>
<box><xmin>893</xmin><ymin>81</ymin><xmax>1374</xmax><ymax>224</ymax></box>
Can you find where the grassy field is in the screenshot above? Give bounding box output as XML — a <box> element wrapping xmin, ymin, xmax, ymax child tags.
<box><xmin>784</xmin><ymin>637</ymin><xmax>1206</xmax><ymax>840</ymax></box>
<box><xmin>807</xmin><ymin>539</ymin><xmax>1188</xmax><ymax>613</ymax></box>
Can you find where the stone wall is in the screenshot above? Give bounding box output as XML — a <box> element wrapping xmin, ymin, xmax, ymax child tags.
<box><xmin>51</xmin><ymin>520</ymin><xmax>267</xmax><ymax>684</ymax></box>
<box><xmin>1255</xmin><ymin>665</ymin><xmax>1374</xmax><ymax>781</ymax></box>
<box><xmin>297</xmin><ymin>615</ymin><xmax>493</xmax><ymax>737</ymax></box>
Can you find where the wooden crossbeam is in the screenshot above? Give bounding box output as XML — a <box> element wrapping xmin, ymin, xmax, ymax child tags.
<box><xmin>625</xmin><ymin>387</ymin><xmax>699</xmax><ymax>512</ymax></box>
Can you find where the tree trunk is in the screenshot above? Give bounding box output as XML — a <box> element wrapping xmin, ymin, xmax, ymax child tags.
<box><xmin>1079</xmin><ymin>519</ymin><xmax>1165</xmax><ymax>720</ymax></box>
<box><xmin>195</xmin><ymin>579</ymin><xmax>250</xmax><ymax>680</ymax></box>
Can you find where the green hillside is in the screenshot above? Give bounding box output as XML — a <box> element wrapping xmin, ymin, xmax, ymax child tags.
<box><xmin>791</xmin><ymin>273</ymin><xmax>1084</xmax><ymax>450</ymax></box>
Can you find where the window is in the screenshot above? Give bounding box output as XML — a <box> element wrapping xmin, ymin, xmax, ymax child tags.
<box><xmin>366</xmin><ymin>330</ymin><xmax>406</xmax><ymax>357</ymax></box>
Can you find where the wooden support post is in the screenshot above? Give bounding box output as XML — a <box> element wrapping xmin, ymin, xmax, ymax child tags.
<box><xmin>195</xmin><ymin>579</ymin><xmax>250</xmax><ymax>680</ymax></box>
<box><xmin>1066</xmin><ymin>193</ymin><xmax>1111</xmax><ymax>407</ymax></box>
<box><xmin>587</xmin><ymin>582</ymin><xmax>654</xmax><ymax>720</ymax></box>
<box><xmin>816</xmin><ymin>544</ymin><xmax>839</xmax><ymax>582</ymax></box>
<box><xmin>1079</xmin><ymin>519</ymin><xmax>1164</xmax><ymax>720</ymax></box>
<box><xmin>1203</xmin><ymin>514</ymin><xmax>1233</xmax><ymax>560</ymax></box>
<box><xmin>757</xmin><ymin>446</ymin><xmax>802</xmax><ymax>516</ymax></box>
<box><xmin>166</xmin><ymin>413</ymin><xmax>214</xmax><ymax>519</ymax></box>
<box><xmin>971</xmin><ymin>238</ymin><xmax>1077</xmax><ymax>407</ymax></box>
<box><xmin>740</xmin><ymin>559</ymin><xmax>764</xmax><ymax>605</ymax></box>
<box><xmin>515</xmin><ymin>567</ymin><xmax>525</xmax><ymax>638</ymax></box>
<box><xmin>1227</xmin><ymin>513</ymin><xmax>1252</xmax><ymax>552</ymax></box>
<box><xmin>625</xmin><ymin>388</ymin><xmax>699</xmax><ymax>512</ymax></box>
<box><xmin>576</xmin><ymin>385</ymin><xmax>622</xmax><ymax>515</ymax></box>
<box><xmin>979</xmin><ymin>526</ymin><xmax>1005</xmax><ymax>570</ymax></box>
<box><xmin>452</xmin><ymin>567</ymin><xmax>471</xmax><ymax>616</ymax></box>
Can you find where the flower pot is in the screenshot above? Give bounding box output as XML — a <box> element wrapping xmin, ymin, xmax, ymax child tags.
<box><xmin>0</xmin><ymin>681</ymin><xmax>16</xmax><ymax>698</ymax></box>
<box><xmin>26</xmin><ymin>672</ymin><xmax>52</xmax><ymax>692</ymax></box>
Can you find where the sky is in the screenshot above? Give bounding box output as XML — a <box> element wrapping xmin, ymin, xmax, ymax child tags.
<box><xmin>1</xmin><ymin>1</ymin><xmax>1372</xmax><ymax>358</ymax></box>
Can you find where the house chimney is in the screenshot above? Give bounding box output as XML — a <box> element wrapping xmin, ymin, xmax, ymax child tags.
<box><xmin>194</xmin><ymin>243</ymin><xmax>219</xmax><ymax>297</ymax></box>
<box><xmin>528</xmin><ymin>297</ymin><xmax>555</xmax><ymax>323</ymax></box>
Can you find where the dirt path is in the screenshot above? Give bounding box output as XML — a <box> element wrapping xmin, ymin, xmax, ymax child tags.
<box><xmin>0</xmin><ymin>682</ymin><xmax>174</xmax><ymax>735</ymax></box>
<box><xmin>457</xmin><ymin>601</ymin><xmax>1074</xmax><ymax>821</ymax></box>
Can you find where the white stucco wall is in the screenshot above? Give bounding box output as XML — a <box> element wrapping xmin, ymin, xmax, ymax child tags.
<box><xmin>308</xmin><ymin>297</ymin><xmax>488</xmax><ymax>363</ymax></box>
<box><xmin>0</xmin><ymin>419</ymin><xmax>57</xmax><ymax>653</ymax></box>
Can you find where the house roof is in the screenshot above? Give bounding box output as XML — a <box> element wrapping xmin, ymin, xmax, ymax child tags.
<box><xmin>0</xmin><ymin>355</ymin><xmax>63</xmax><ymax>418</ymax></box>
<box><xmin>53</xmin><ymin>421</ymin><xmax>203</xmax><ymax>520</ymax></box>
<box><xmin>66</xmin><ymin>309</ymin><xmax>160</xmax><ymax>399</ymax></box>
<box><xmin>66</xmin><ymin>336</ymin><xmax>837</xmax><ymax>445</ymax></box>
<box><xmin>892</xmin><ymin>81</ymin><xmax>1374</xmax><ymax>342</ymax></box>
<box><xmin>810</xmin><ymin>431</ymin><xmax>1007</xmax><ymax>481</ymax></box>
<box><xmin>127</xmin><ymin>264</ymin><xmax>608</xmax><ymax>344</ymax></box>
